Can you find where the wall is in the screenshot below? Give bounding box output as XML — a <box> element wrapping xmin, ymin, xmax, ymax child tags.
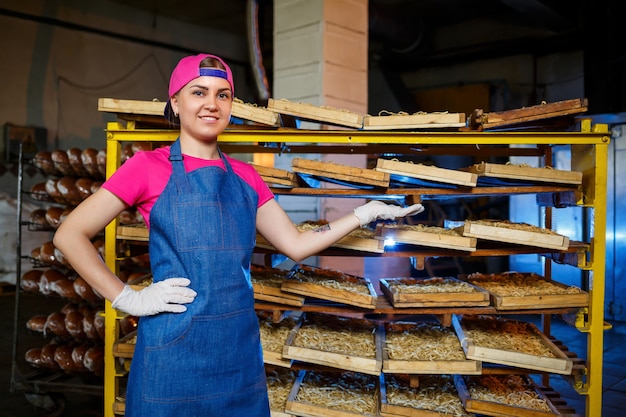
<box><xmin>0</xmin><ymin>0</ymin><xmax>251</xmax><ymax>197</ymax></box>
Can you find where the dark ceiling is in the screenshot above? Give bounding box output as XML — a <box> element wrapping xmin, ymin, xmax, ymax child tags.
<box><xmin>107</xmin><ymin>0</ymin><xmax>625</xmax><ymax>114</ymax></box>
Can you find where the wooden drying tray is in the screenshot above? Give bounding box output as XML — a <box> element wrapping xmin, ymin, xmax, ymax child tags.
<box><xmin>454</xmin><ymin>374</ymin><xmax>561</xmax><ymax>417</ymax></box>
<box><xmin>382</xmin><ymin>322</ymin><xmax>481</xmax><ymax>375</ymax></box>
<box><xmin>250</xmin><ymin>163</ymin><xmax>299</xmax><ymax>187</ymax></box>
<box><xmin>258</xmin><ymin>313</ymin><xmax>301</xmax><ymax>368</ymax></box>
<box><xmin>465</xmin><ymin>162</ymin><xmax>583</xmax><ymax>185</ymax></box>
<box><xmin>462</xmin><ymin>271</ymin><xmax>589</xmax><ymax>311</ymax></box>
<box><xmin>292</xmin><ymin>157</ymin><xmax>390</xmax><ymax>188</ymax></box>
<box><xmin>379</xmin><ymin>277</ymin><xmax>489</xmax><ymax>308</ymax></box>
<box><xmin>452</xmin><ymin>315</ymin><xmax>573</xmax><ymax>375</ymax></box>
<box><xmin>281</xmin><ymin>264</ymin><xmax>378</xmax><ymax>309</ymax></box>
<box><xmin>377</xmin><ymin>224</ymin><xmax>477</xmax><ymax>252</ymax></box>
<box><xmin>363</xmin><ymin>111</ymin><xmax>466</xmax><ymax>130</ymax></box>
<box><xmin>251</xmin><ymin>265</ymin><xmax>305</xmax><ymax>307</ymax></box>
<box><xmin>286</xmin><ymin>370</ymin><xmax>379</xmax><ymax>417</ymax></box>
<box><xmin>283</xmin><ymin>314</ymin><xmax>383</xmax><ymax>375</ymax></box>
<box><xmin>481</xmin><ymin>98</ymin><xmax>588</xmax><ymax>129</ymax></box>
<box><xmin>456</xmin><ymin>220</ymin><xmax>570</xmax><ymax>251</ymax></box>
<box><xmin>380</xmin><ymin>374</ymin><xmax>471</xmax><ymax>417</ymax></box>
<box><xmin>376</xmin><ymin>158</ymin><xmax>478</xmax><ymax>187</ymax></box>
<box><xmin>117</xmin><ymin>224</ymin><xmax>149</xmax><ymax>241</ymax></box>
<box><xmin>98</xmin><ymin>97</ymin><xmax>280</xmax><ymax>126</ymax></box>
<box><xmin>256</xmin><ymin>228</ymin><xmax>385</xmax><ymax>254</ymax></box>
<box><xmin>267</xmin><ymin>98</ymin><xmax>364</xmax><ymax>128</ymax></box>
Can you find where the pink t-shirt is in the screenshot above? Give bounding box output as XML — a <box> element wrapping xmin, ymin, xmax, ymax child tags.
<box><xmin>102</xmin><ymin>146</ymin><xmax>274</xmax><ymax>228</ymax></box>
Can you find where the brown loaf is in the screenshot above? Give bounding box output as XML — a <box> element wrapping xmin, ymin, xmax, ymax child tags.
<box><xmin>40</xmin><ymin>342</ymin><xmax>61</xmax><ymax>368</ymax></box>
<box><xmin>51</xmin><ymin>149</ymin><xmax>73</xmax><ymax>175</ymax></box>
<box><xmin>33</xmin><ymin>151</ymin><xmax>57</xmax><ymax>175</ymax></box>
<box><xmin>90</xmin><ymin>181</ymin><xmax>102</xmax><ymax>194</ymax></box>
<box><xmin>50</xmin><ymin>278</ymin><xmax>80</xmax><ymax>301</ymax></box>
<box><xmin>82</xmin><ymin>309</ymin><xmax>99</xmax><ymax>340</ymax></box>
<box><xmin>67</xmin><ymin>148</ymin><xmax>88</xmax><ymax>176</ymax></box>
<box><xmin>30</xmin><ymin>246</ymin><xmax>41</xmax><ymax>262</ymax></box>
<box><xmin>121</xmin><ymin>144</ymin><xmax>133</xmax><ymax>162</ymax></box>
<box><xmin>71</xmin><ymin>344</ymin><xmax>90</xmax><ymax>370</ymax></box>
<box><xmin>81</xmin><ymin>148</ymin><xmax>100</xmax><ymax>177</ymax></box>
<box><xmin>29</xmin><ymin>208</ymin><xmax>49</xmax><ymax>228</ymax></box>
<box><xmin>119</xmin><ymin>208</ymin><xmax>138</xmax><ymax>225</ymax></box>
<box><xmin>26</xmin><ymin>315</ymin><xmax>48</xmax><ymax>332</ymax></box>
<box><xmin>44</xmin><ymin>312</ymin><xmax>69</xmax><ymax>338</ymax></box>
<box><xmin>75</xmin><ymin>177</ymin><xmax>94</xmax><ymax>200</ymax></box>
<box><xmin>53</xmin><ymin>247</ymin><xmax>68</xmax><ymax>266</ymax></box>
<box><xmin>25</xmin><ymin>348</ymin><xmax>44</xmax><ymax>367</ymax></box>
<box><xmin>54</xmin><ymin>344</ymin><xmax>77</xmax><ymax>370</ymax></box>
<box><xmin>20</xmin><ymin>269</ymin><xmax>43</xmax><ymax>293</ymax></box>
<box><xmin>44</xmin><ymin>178</ymin><xmax>64</xmax><ymax>204</ymax></box>
<box><xmin>132</xmin><ymin>142</ymin><xmax>152</xmax><ymax>153</ymax></box>
<box><xmin>29</xmin><ymin>182</ymin><xmax>50</xmax><ymax>202</ymax></box>
<box><xmin>65</xmin><ymin>310</ymin><xmax>86</xmax><ymax>339</ymax></box>
<box><xmin>56</xmin><ymin>176</ymin><xmax>82</xmax><ymax>205</ymax></box>
<box><xmin>93</xmin><ymin>312</ymin><xmax>105</xmax><ymax>340</ymax></box>
<box><xmin>60</xmin><ymin>302</ymin><xmax>78</xmax><ymax>315</ymax></box>
<box><xmin>39</xmin><ymin>241</ymin><xmax>56</xmax><ymax>264</ymax></box>
<box><xmin>73</xmin><ymin>276</ymin><xmax>101</xmax><ymax>304</ymax></box>
<box><xmin>83</xmin><ymin>345</ymin><xmax>104</xmax><ymax>375</ymax></box>
<box><xmin>119</xmin><ymin>315</ymin><xmax>139</xmax><ymax>336</ymax></box>
<box><xmin>39</xmin><ymin>269</ymin><xmax>66</xmax><ymax>295</ymax></box>
<box><xmin>45</xmin><ymin>206</ymin><xmax>65</xmax><ymax>229</ymax></box>
<box><xmin>96</xmin><ymin>149</ymin><xmax>107</xmax><ymax>177</ymax></box>
<box><xmin>60</xmin><ymin>208</ymin><xmax>72</xmax><ymax>224</ymax></box>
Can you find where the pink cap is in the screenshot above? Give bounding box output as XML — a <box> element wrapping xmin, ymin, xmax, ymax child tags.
<box><xmin>168</xmin><ymin>53</ymin><xmax>234</xmax><ymax>97</ymax></box>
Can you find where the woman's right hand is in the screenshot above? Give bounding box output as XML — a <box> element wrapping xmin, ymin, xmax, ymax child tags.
<box><xmin>112</xmin><ymin>278</ymin><xmax>197</xmax><ymax>316</ymax></box>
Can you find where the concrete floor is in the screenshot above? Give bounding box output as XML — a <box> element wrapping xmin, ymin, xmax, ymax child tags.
<box><xmin>2</xmin><ymin>290</ymin><xmax>626</xmax><ymax>416</ymax></box>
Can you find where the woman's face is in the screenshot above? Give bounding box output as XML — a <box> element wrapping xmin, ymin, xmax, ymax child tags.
<box><xmin>171</xmin><ymin>73</ymin><xmax>233</xmax><ymax>140</ymax></box>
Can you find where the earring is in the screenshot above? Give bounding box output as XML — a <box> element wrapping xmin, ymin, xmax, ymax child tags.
<box><xmin>174</xmin><ymin>112</ymin><xmax>178</xmax><ymax>117</ymax></box>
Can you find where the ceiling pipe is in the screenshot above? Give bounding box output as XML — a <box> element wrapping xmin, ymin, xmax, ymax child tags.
<box><xmin>246</xmin><ymin>0</ymin><xmax>270</xmax><ymax>102</ymax></box>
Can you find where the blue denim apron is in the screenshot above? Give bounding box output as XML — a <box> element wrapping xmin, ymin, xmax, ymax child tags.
<box><xmin>125</xmin><ymin>139</ymin><xmax>269</xmax><ymax>416</ymax></box>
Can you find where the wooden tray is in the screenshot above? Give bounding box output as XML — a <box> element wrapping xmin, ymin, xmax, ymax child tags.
<box><xmin>375</xmin><ymin>158</ymin><xmax>477</xmax><ymax>187</ymax></box>
<box><xmin>266</xmin><ymin>367</ymin><xmax>298</xmax><ymax>417</ymax></box>
<box><xmin>452</xmin><ymin>315</ymin><xmax>573</xmax><ymax>375</ymax></box>
<box><xmin>380</xmin><ymin>374</ymin><xmax>474</xmax><ymax>417</ymax></box>
<box><xmin>282</xmin><ymin>264</ymin><xmax>378</xmax><ymax>309</ymax></box>
<box><xmin>117</xmin><ymin>224</ymin><xmax>149</xmax><ymax>241</ymax></box>
<box><xmin>456</xmin><ymin>220</ymin><xmax>569</xmax><ymax>251</ymax></box>
<box><xmin>296</xmin><ymin>221</ymin><xmax>385</xmax><ymax>253</ymax></box>
<box><xmin>98</xmin><ymin>97</ymin><xmax>280</xmax><ymax>126</ymax></box>
<box><xmin>363</xmin><ymin>111</ymin><xmax>466</xmax><ymax>130</ymax></box>
<box><xmin>481</xmin><ymin>98</ymin><xmax>588</xmax><ymax>129</ymax></box>
<box><xmin>380</xmin><ymin>277</ymin><xmax>489</xmax><ymax>308</ymax></box>
<box><xmin>251</xmin><ymin>264</ymin><xmax>305</xmax><ymax>307</ymax></box>
<box><xmin>250</xmin><ymin>163</ymin><xmax>299</xmax><ymax>187</ymax></box>
<box><xmin>454</xmin><ymin>374</ymin><xmax>561</xmax><ymax>417</ymax></box>
<box><xmin>382</xmin><ymin>322</ymin><xmax>481</xmax><ymax>375</ymax></box>
<box><xmin>286</xmin><ymin>370</ymin><xmax>379</xmax><ymax>417</ymax></box>
<box><xmin>283</xmin><ymin>313</ymin><xmax>383</xmax><ymax>375</ymax></box>
<box><xmin>112</xmin><ymin>330</ymin><xmax>137</xmax><ymax>358</ymax></box>
<box><xmin>259</xmin><ymin>312</ymin><xmax>302</xmax><ymax>368</ymax></box>
<box><xmin>462</xmin><ymin>271</ymin><xmax>589</xmax><ymax>310</ymax></box>
<box><xmin>292</xmin><ymin>157</ymin><xmax>390</xmax><ymax>188</ymax></box>
<box><xmin>377</xmin><ymin>224</ymin><xmax>477</xmax><ymax>252</ymax></box>
<box><xmin>465</xmin><ymin>162</ymin><xmax>582</xmax><ymax>185</ymax></box>
<box><xmin>267</xmin><ymin>98</ymin><xmax>364</xmax><ymax>129</ymax></box>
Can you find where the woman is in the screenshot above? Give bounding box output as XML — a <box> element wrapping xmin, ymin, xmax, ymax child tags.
<box><xmin>54</xmin><ymin>53</ymin><xmax>423</xmax><ymax>416</ymax></box>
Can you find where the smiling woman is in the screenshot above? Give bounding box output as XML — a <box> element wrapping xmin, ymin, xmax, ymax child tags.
<box><xmin>53</xmin><ymin>52</ymin><xmax>424</xmax><ymax>417</ymax></box>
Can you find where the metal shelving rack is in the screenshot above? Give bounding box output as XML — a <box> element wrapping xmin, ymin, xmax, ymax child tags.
<box><xmin>102</xmin><ymin>119</ymin><xmax>609</xmax><ymax>417</ymax></box>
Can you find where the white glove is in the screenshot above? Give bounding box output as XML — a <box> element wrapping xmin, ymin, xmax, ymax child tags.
<box><xmin>353</xmin><ymin>201</ymin><xmax>425</xmax><ymax>228</ymax></box>
<box><xmin>112</xmin><ymin>277</ymin><xmax>197</xmax><ymax>316</ymax></box>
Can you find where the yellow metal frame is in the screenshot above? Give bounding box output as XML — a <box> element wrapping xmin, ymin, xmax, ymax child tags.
<box><xmin>103</xmin><ymin>120</ymin><xmax>609</xmax><ymax>417</ymax></box>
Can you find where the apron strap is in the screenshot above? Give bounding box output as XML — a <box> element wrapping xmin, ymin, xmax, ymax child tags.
<box><xmin>169</xmin><ymin>139</ymin><xmax>192</xmax><ymax>193</ymax></box>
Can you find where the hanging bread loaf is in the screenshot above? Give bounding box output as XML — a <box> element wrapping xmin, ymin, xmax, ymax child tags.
<box><xmin>71</xmin><ymin>343</ymin><xmax>90</xmax><ymax>371</ymax></box>
<box><xmin>64</xmin><ymin>310</ymin><xmax>86</xmax><ymax>339</ymax></box>
<box><xmin>93</xmin><ymin>312</ymin><xmax>105</xmax><ymax>340</ymax></box>
<box><xmin>33</xmin><ymin>151</ymin><xmax>58</xmax><ymax>175</ymax></box>
<box><xmin>44</xmin><ymin>206</ymin><xmax>65</xmax><ymax>229</ymax></box>
<box><xmin>96</xmin><ymin>149</ymin><xmax>107</xmax><ymax>177</ymax></box>
<box><xmin>83</xmin><ymin>345</ymin><xmax>104</xmax><ymax>375</ymax></box>
<box><xmin>29</xmin><ymin>182</ymin><xmax>50</xmax><ymax>202</ymax></box>
<box><xmin>20</xmin><ymin>269</ymin><xmax>43</xmax><ymax>293</ymax></box>
<box><xmin>53</xmin><ymin>344</ymin><xmax>77</xmax><ymax>371</ymax></box>
<box><xmin>39</xmin><ymin>269</ymin><xmax>66</xmax><ymax>295</ymax></box>
<box><xmin>50</xmin><ymin>277</ymin><xmax>81</xmax><ymax>301</ymax></box>
<box><xmin>51</xmin><ymin>149</ymin><xmax>73</xmax><ymax>175</ymax></box>
<box><xmin>67</xmin><ymin>148</ymin><xmax>88</xmax><ymax>177</ymax></box>
<box><xmin>56</xmin><ymin>176</ymin><xmax>82</xmax><ymax>205</ymax></box>
<box><xmin>24</xmin><ymin>348</ymin><xmax>44</xmax><ymax>367</ymax></box>
<box><xmin>29</xmin><ymin>208</ymin><xmax>49</xmax><ymax>229</ymax></box>
<box><xmin>44</xmin><ymin>178</ymin><xmax>64</xmax><ymax>204</ymax></box>
<box><xmin>26</xmin><ymin>315</ymin><xmax>48</xmax><ymax>332</ymax></box>
<box><xmin>73</xmin><ymin>276</ymin><xmax>102</xmax><ymax>304</ymax></box>
<box><xmin>44</xmin><ymin>311</ymin><xmax>70</xmax><ymax>338</ymax></box>
<box><xmin>81</xmin><ymin>148</ymin><xmax>100</xmax><ymax>177</ymax></box>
